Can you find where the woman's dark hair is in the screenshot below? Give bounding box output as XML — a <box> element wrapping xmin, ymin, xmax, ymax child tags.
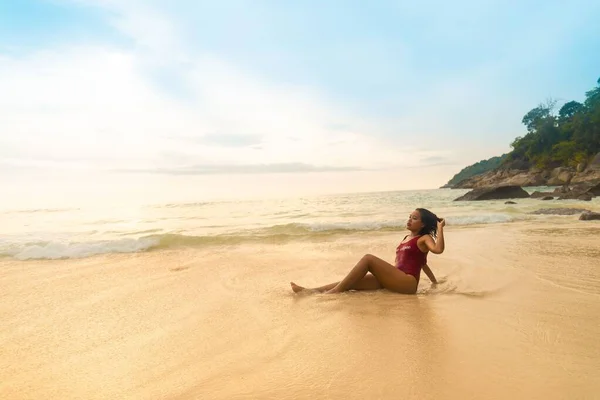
<box><xmin>416</xmin><ymin>208</ymin><xmax>441</xmax><ymax>239</ymax></box>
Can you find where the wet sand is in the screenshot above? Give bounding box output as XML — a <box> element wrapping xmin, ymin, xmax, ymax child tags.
<box><xmin>1</xmin><ymin>221</ymin><xmax>600</xmax><ymax>399</ymax></box>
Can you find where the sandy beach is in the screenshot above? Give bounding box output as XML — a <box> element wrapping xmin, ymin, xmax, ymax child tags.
<box><xmin>3</xmin><ymin>0</ymin><xmax>600</xmax><ymax>398</ymax></box>
<box><xmin>2</xmin><ymin>220</ymin><xmax>599</xmax><ymax>400</ymax></box>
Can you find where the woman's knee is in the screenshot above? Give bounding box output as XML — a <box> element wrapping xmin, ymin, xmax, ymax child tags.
<box><xmin>362</xmin><ymin>253</ymin><xmax>375</xmax><ymax>263</ymax></box>
<box><xmin>361</xmin><ymin>254</ymin><xmax>376</xmax><ymax>269</ymax></box>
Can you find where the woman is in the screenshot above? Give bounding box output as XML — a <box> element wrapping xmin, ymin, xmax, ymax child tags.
<box><xmin>290</xmin><ymin>208</ymin><xmax>445</xmax><ymax>295</ymax></box>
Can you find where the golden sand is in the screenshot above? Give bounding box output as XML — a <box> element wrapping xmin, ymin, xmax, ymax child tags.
<box><xmin>1</xmin><ymin>221</ymin><xmax>599</xmax><ymax>399</ymax></box>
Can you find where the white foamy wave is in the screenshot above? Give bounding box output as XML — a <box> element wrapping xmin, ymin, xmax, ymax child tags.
<box><xmin>4</xmin><ymin>237</ymin><xmax>160</xmax><ymax>260</ymax></box>
<box><xmin>0</xmin><ymin>213</ymin><xmax>527</xmax><ymax>261</ymax></box>
<box><xmin>445</xmin><ymin>214</ymin><xmax>522</xmax><ymax>226</ymax></box>
<box><xmin>297</xmin><ymin>221</ymin><xmax>402</xmax><ymax>232</ymax></box>
<box><xmin>260</xmin><ymin>214</ymin><xmax>522</xmax><ymax>235</ymax></box>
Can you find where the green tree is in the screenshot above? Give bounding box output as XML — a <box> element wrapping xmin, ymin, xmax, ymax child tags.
<box><xmin>558</xmin><ymin>101</ymin><xmax>583</xmax><ymax>121</ymax></box>
<box><xmin>521</xmin><ymin>99</ymin><xmax>556</xmax><ymax>131</ymax></box>
<box><xmin>584</xmin><ymin>77</ymin><xmax>600</xmax><ymax>108</ymax></box>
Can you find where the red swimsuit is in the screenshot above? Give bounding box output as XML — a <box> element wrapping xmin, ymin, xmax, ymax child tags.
<box><xmin>395</xmin><ymin>235</ymin><xmax>427</xmax><ymax>283</ymax></box>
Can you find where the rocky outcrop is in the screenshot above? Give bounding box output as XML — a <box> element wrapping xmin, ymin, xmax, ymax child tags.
<box><xmin>586</xmin><ymin>182</ymin><xmax>600</xmax><ymax>196</ymax></box>
<box><xmin>558</xmin><ymin>192</ymin><xmax>593</xmax><ymax>201</ymax></box>
<box><xmin>454</xmin><ymin>185</ymin><xmax>530</xmax><ymax>201</ymax></box>
<box><xmin>579</xmin><ymin>211</ymin><xmax>600</xmax><ymax>221</ymax></box>
<box><xmin>570</xmin><ymin>170</ymin><xmax>600</xmax><ymax>184</ymax></box>
<box><xmin>590</xmin><ymin>153</ymin><xmax>600</xmax><ymax>170</ymax></box>
<box><xmin>530</xmin><ymin>191</ymin><xmax>554</xmax><ymax>198</ymax></box>
<box><xmin>553</xmin><ymin>185</ymin><xmax>570</xmax><ymax>194</ymax></box>
<box><xmin>454</xmin><ymin>167</ymin><xmax>600</xmax><ymax>189</ymax></box>
<box><xmin>547</xmin><ymin>167</ymin><xmax>574</xmax><ymax>186</ymax></box>
<box><xmin>548</xmin><ymin>181</ymin><xmax>600</xmax><ymax>199</ymax></box>
<box><xmin>453</xmin><ymin>168</ymin><xmax>549</xmax><ymax>189</ymax></box>
<box><xmin>451</xmin><ymin>152</ymin><xmax>600</xmax><ymax>189</ymax></box>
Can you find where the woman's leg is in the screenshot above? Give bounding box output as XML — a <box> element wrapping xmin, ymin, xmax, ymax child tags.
<box><xmin>291</xmin><ymin>274</ymin><xmax>382</xmax><ymax>293</ymax></box>
<box><xmin>326</xmin><ymin>254</ymin><xmax>417</xmax><ymax>294</ymax></box>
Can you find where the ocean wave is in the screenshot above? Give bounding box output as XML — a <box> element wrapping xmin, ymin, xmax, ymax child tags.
<box><xmin>445</xmin><ymin>213</ymin><xmax>522</xmax><ymax>226</ymax></box>
<box><xmin>1</xmin><ymin>237</ymin><xmax>161</xmax><ymax>260</ymax></box>
<box><xmin>255</xmin><ymin>221</ymin><xmax>404</xmax><ymax>234</ymax></box>
<box><xmin>263</xmin><ymin>214</ymin><xmax>524</xmax><ymax>232</ymax></box>
<box><xmin>1</xmin><ymin>213</ymin><xmax>525</xmax><ymax>260</ymax></box>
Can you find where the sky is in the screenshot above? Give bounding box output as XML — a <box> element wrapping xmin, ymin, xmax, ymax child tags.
<box><xmin>1</xmin><ymin>0</ymin><xmax>599</xmax><ymax>207</ymax></box>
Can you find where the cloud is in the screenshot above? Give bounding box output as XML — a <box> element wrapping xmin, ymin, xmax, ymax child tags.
<box><xmin>2</xmin><ymin>0</ymin><xmax>598</xmax><ymax>206</ymax></box>
<box><xmin>0</xmin><ymin>0</ymin><xmax>466</xmax><ymax>182</ymax></box>
<box><xmin>114</xmin><ymin>162</ymin><xmax>364</xmax><ymax>175</ymax></box>
<box><xmin>0</xmin><ymin>43</ymin><xmax>450</xmax><ymax>173</ymax></box>
<box><xmin>175</xmin><ymin>133</ymin><xmax>264</xmax><ymax>148</ymax></box>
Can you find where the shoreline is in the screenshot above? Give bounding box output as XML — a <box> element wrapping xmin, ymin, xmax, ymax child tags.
<box><xmin>2</xmin><ymin>221</ymin><xmax>599</xmax><ymax>399</ymax></box>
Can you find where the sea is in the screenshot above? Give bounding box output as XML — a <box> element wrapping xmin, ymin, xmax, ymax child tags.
<box><xmin>2</xmin><ymin>186</ymin><xmax>597</xmax><ymax>261</ymax></box>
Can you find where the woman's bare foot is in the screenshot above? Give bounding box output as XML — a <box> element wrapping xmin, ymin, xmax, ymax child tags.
<box><xmin>290</xmin><ymin>282</ymin><xmax>305</xmax><ymax>293</ymax></box>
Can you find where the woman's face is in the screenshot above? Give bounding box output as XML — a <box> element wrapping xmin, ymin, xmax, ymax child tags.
<box><xmin>407</xmin><ymin>210</ymin><xmax>423</xmax><ymax>232</ymax></box>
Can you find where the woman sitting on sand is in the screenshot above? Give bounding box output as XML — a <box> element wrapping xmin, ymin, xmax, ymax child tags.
<box><xmin>291</xmin><ymin>208</ymin><xmax>445</xmax><ymax>295</ymax></box>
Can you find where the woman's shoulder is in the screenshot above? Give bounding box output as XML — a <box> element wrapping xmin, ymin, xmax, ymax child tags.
<box><xmin>417</xmin><ymin>234</ymin><xmax>434</xmax><ymax>248</ymax></box>
<box><xmin>417</xmin><ymin>234</ymin><xmax>433</xmax><ymax>242</ymax></box>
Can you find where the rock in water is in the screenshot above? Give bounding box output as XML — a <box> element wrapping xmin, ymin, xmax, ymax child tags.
<box><xmin>579</xmin><ymin>211</ymin><xmax>600</xmax><ymax>221</ymax></box>
<box><xmin>531</xmin><ymin>191</ymin><xmax>554</xmax><ymax>198</ymax></box>
<box><xmin>587</xmin><ymin>182</ymin><xmax>600</xmax><ymax>196</ymax></box>
<box><xmin>454</xmin><ymin>185</ymin><xmax>530</xmax><ymax>201</ymax></box>
<box><xmin>558</xmin><ymin>192</ymin><xmax>594</xmax><ymax>201</ymax></box>
<box><xmin>553</xmin><ymin>185</ymin><xmax>570</xmax><ymax>194</ymax></box>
